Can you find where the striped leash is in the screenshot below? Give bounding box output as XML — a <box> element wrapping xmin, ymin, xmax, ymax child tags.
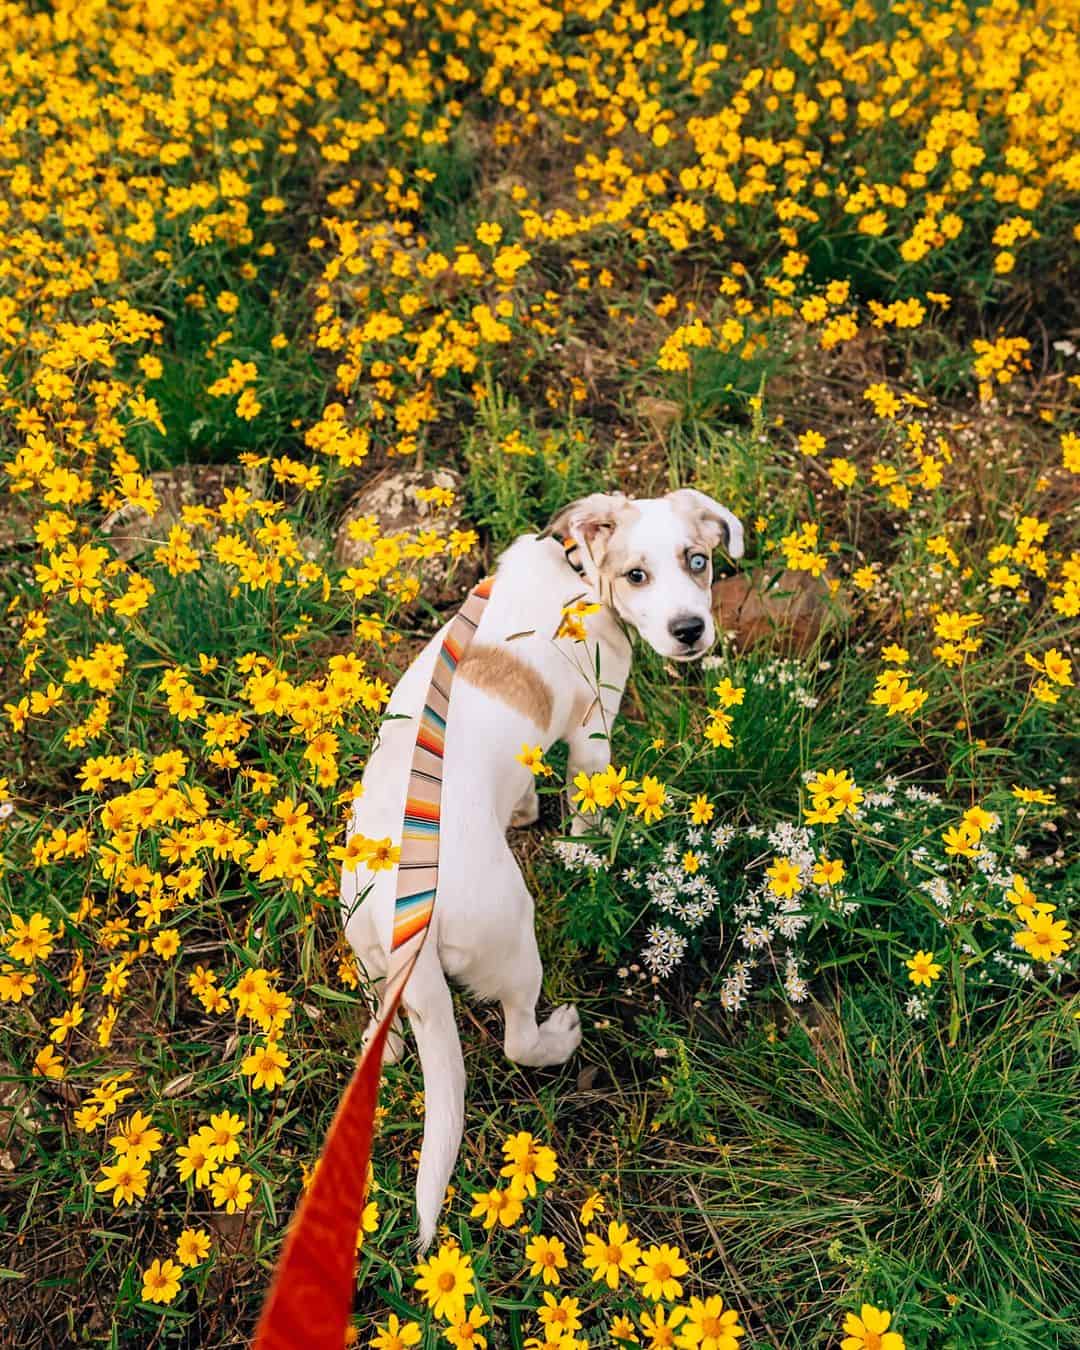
<box><xmin>254</xmin><ymin>575</ymin><xmax>495</xmax><ymax>1349</ymax></box>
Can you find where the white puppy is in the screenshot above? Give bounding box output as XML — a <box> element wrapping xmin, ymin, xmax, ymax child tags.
<box><xmin>340</xmin><ymin>489</ymin><xmax>744</xmax><ymax>1247</ymax></box>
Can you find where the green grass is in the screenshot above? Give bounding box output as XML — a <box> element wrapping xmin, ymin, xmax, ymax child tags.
<box><xmin>619</xmin><ymin>996</ymin><xmax>1079</xmax><ymax>1347</ymax></box>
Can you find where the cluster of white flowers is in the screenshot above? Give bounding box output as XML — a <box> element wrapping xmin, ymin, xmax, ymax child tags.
<box><xmin>918</xmin><ymin>874</ymin><xmax>953</xmax><ymax>914</ymax></box>
<box><xmin>551</xmin><ymin>838</ymin><xmax>606</xmax><ymax>871</ymax></box>
<box><xmin>973</xmin><ymin>836</ymin><xmax>1016</xmax><ymax>890</ymax></box>
<box><xmin>553</xmin><ymin>766</ymin><xmax>1065</xmax><ymax>1017</ymax></box>
<box><xmin>985</xmin><ymin>950</ymin><xmax>1040</xmax><ymax>981</ymax></box>
<box><xmin>719</xmin><ymin>959</ymin><xmax>754</xmax><ymax>1012</ymax></box>
<box><xmin>783</xmin><ymin>954</ymin><xmax>809</xmax><ymax>1002</ymax></box>
<box><xmin>627</xmin><ymin>815</ymin><xmax>849</xmax><ymax>1005</ymax></box>
<box><xmin>641</xmin><ymin>924</ymin><xmax>688</xmax><ymax>976</ymax></box>
<box><xmin>631</xmin><ymin>823</ymin><xmax>731</xmax><ymax>975</ymax></box>
<box><xmin>722</xmin><ymin>822</ymin><xmax>849</xmax><ymax>1010</ymax></box>
<box><xmin>904</xmin><ymin>992</ymin><xmax>929</xmax><ymax>1021</ymax></box>
<box><xmin>702</xmin><ymin>653</ymin><xmax>820</xmax><ymax>708</ymax></box>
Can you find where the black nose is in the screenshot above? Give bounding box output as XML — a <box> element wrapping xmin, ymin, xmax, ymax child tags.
<box><xmin>669</xmin><ymin>615</ymin><xmax>705</xmax><ymax>647</ymax></box>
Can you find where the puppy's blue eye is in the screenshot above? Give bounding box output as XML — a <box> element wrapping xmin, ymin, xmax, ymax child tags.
<box><xmin>626</xmin><ymin>568</ymin><xmax>648</xmax><ymax>585</ymax></box>
<box><xmin>688</xmin><ymin>552</ymin><xmax>708</xmax><ymax>574</ymax></box>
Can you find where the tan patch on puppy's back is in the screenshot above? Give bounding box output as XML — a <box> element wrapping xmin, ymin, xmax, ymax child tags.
<box><xmin>457</xmin><ymin>644</ymin><xmax>554</xmax><ymax>729</ymax></box>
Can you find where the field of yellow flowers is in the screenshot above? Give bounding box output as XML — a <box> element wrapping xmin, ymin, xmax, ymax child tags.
<box><xmin>1</xmin><ymin>0</ymin><xmax>1078</xmax><ymax>1345</ymax></box>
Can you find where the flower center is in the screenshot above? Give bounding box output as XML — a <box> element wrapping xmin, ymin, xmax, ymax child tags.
<box><xmin>605</xmin><ymin>1245</ymin><xmax>622</xmax><ymax>1264</ymax></box>
<box><xmin>438</xmin><ymin>1271</ymin><xmax>456</xmax><ymax>1292</ymax></box>
<box><xmin>866</xmin><ymin>1334</ymin><xmax>882</xmax><ymax>1350</ymax></box>
<box><xmin>654</xmin><ymin>1262</ymin><xmax>671</xmax><ymax>1280</ymax></box>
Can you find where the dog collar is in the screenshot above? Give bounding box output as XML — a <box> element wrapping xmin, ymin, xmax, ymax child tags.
<box><xmin>551</xmin><ymin>531</ymin><xmax>635</xmax><ymax>646</ymax></box>
<box><xmin>552</xmin><ymin>531</ymin><xmax>586</xmax><ymax>577</ymax></box>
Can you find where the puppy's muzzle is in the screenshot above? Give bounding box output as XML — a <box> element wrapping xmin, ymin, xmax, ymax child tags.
<box><xmin>669</xmin><ymin>614</ymin><xmax>706</xmax><ymax>649</ymax></box>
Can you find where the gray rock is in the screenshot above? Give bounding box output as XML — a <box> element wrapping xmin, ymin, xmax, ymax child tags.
<box><xmin>713</xmin><ymin>568</ymin><xmax>849</xmax><ymax>653</ymax></box>
<box><xmin>334</xmin><ymin>467</ymin><xmax>481</xmax><ymax>601</ymax></box>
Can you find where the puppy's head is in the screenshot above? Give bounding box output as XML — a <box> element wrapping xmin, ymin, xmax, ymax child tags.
<box><xmin>542</xmin><ymin>488</ymin><xmax>744</xmax><ymax>661</ymax></box>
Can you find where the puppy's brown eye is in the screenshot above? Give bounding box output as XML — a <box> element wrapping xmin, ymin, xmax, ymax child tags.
<box><xmin>625</xmin><ymin>567</ymin><xmax>649</xmax><ymax>586</ymax></box>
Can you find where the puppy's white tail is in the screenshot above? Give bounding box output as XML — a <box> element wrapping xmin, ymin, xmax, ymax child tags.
<box><xmin>406</xmin><ymin>950</ymin><xmax>465</xmax><ymax>1250</ymax></box>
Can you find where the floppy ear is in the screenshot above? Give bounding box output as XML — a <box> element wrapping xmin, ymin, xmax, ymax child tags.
<box><xmin>539</xmin><ymin>492</ymin><xmax>630</xmax><ymax>555</ymax></box>
<box><xmin>666</xmin><ymin>488</ymin><xmax>745</xmax><ymax>559</ymax></box>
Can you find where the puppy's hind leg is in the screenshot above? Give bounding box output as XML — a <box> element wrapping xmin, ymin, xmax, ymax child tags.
<box><xmin>501</xmin><ymin>933</ymin><xmax>581</xmax><ymax>1067</ymax></box>
<box><xmin>349</xmin><ymin>935</ymin><xmax>406</xmax><ymax>1066</ymax></box>
<box><xmin>361</xmin><ymin>1003</ymin><xmax>406</xmax><ymax>1065</ymax></box>
<box><xmin>490</xmin><ymin>863</ymin><xmax>581</xmax><ymax>1067</ymax></box>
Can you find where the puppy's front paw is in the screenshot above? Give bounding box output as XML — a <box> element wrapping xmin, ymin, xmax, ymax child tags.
<box><xmin>538</xmin><ymin>1003</ymin><xmax>581</xmax><ymax>1062</ymax></box>
<box><xmin>511</xmin><ymin>787</ymin><xmax>540</xmax><ymax>828</ymax></box>
<box><xmin>568</xmin><ymin>811</ymin><xmax>595</xmax><ymax>838</ymax></box>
